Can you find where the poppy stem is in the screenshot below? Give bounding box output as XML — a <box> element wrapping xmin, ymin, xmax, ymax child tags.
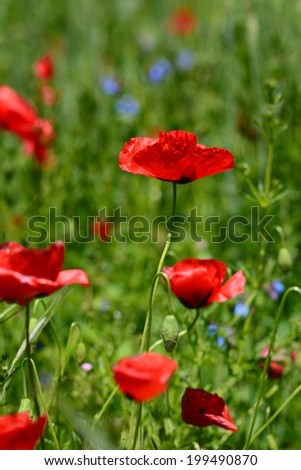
<box><xmin>243</xmin><ymin>286</ymin><xmax>301</xmax><ymax>449</ymax></box>
<box><xmin>129</xmin><ymin>182</ymin><xmax>178</xmax><ymax>449</ymax></box>
<box><xmin>25</xmin><ymin>300</ymin><xmax>40</xmax><ymax>419</ymax></box>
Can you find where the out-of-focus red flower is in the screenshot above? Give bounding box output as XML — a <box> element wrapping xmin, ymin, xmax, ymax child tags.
<box><xmin>112</xmin><ymin>352</ymin><xmax>177</xmax><ymax>402</ymax></box>
<box><xmin>181</xmin><ymin>387</ymin><xmax>237</xmax><ymax>432</ymax></box>
<box><xmin>34</xmin><ymin>54</ymin><xmax>54</xmax><ymax>80</ymax></box>
<box><xmin>163</xmin><ymin>258</ymin><xmax>246</xmax><ymax>309</ymax></box>
<box><xmin>0</xmin><ymin>85</ymin><xmax>54</xmax><ymax>162</ymax></box>
<box><xmin>0</xmin><ymin>241</ymin><xmax>89</xmax><ymax>304</ymax></box>
<box><xmin>119</xmin><ymin>130</ymin><xmax>234</xmax><ymax>184</ymax></box>
<box><xmin>90</xmin><ymin>219</ymin><xmax>113</xmax><ymax>242</ymax></box>
<box><xmin>0</xmin><ymin>412</ymin><xmax>47</xmax><ymax>450</ymax></box>
<box><xmin>40</xmin><ymin>85</ymin><xmax>58</xmax><ymax>106</ymax></box>
<box><xmin>259</xmin><ymin>345</ymin><xmax>297</xmax><ymax>379</ymax></box>
<box><xmin>167</xmin><ymin>6</ymin><xmax>197</xmax><ymax>36</ymax></box>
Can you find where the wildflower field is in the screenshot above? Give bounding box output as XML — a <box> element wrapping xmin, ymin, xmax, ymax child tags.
<box><xmin>1</xmin><ymin>0</ymin><xmax>301</xmax><ymax>451</ymax></box>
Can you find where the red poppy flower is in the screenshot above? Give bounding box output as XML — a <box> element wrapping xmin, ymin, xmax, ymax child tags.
<box><xmin>181</xmin><ymin>387</ymin><xmax>237</xmax><ymax>432</ymax></box>
<box><xmin>0</xmin><ymin>241</ymin><xmax>89</xmax><ymax>304</ymax></box>
<box><xmin>119</xmin><ymin>130</ymin><xmax>234</xmax><ymax>184</ymax></box>
<box><xmin>0</xmin><ymin>412</ymin><xmax>47</xmax><ymax>449</ymax></box>
<box><xmin>90</xmin><ymin>219</ymin><xmax>113</xmax><ymax>242</ymax></box>
<box><xmin>0</xmin><ymin>85</ymin><xmax>54</xmax><ymax>162</ymax></box>
<box><xmin>167</xmin><ymin>6</ymin><xmax>197</xmax><ymax>36</ymax></box>
<box><xmin>112</xmin><ymin>352</ymin><xmax>177</xmax><ymax>402</ymax></box>
<box><xmin>34</xmin><ymin>54</ymin><xmax>54</xmax><ymax>80</ymax></box>
<box><xmin>163</xmin><ymin>258</ymin><xmax>246</xmax><ymax>309</ymax></box>
<box><xmin>259</xmin><ymin>345</ymin><xmax>297</xmax><ymax>379</ymax></box>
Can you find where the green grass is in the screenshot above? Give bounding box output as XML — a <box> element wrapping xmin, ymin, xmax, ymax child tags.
<box><xmin>1</xmin><ymin>0</ymin><xmax>301</xmax><ymax>450</ymax></box>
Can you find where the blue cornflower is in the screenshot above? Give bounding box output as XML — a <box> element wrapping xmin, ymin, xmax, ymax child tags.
<box><xmin>99</xmin><ymin>76</ymin><xmax>120</xmax><ymax>96</ymax></box>
<box><xmin>148</xmin><ymin>58</ymin><xmax>172</xmax><ymax>83</ymax></box>
<box><xmin>115</xmin><ymin>95</ymin><xmax>140</xmax><ymax>117</ymax></box>
<box><xmin>207</xmin><ymin>324</ymin><xmax>218</xmax><ymax>337</ymax></box>
<box><xmin>217</xmin><ymin>336</ymin><xmax>226</xmax><ymax>348</ymax></box>
<box><xmin>234</xmin><ymin>301</ymin><xmax>250</xmax><ymax>318</ymax></box>
<box><xmin>265</xmin><ymin>280</ymin><xmax>285</xmax><ymax>300</ymax></box>
<box><xmin>176</xmin><ymin>49</ymin><xmax>195</xmax><ymax>70</ymax></box>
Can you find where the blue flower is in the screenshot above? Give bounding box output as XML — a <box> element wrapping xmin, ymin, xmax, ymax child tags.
<box><xmin>176</xmin><ymin>49</ymin><xmax>194</xmax><ymax>70</ymax></box>
<box><xmin>99</xmin><ymin>76</ymin><xmax>120</xmax><ymax>95</ymax></box>
<box><xmin>265</xmin><ymin>280</ymin><xmax>285</xmax><ymax>300</ymax></box>
<box><xmin>148</xmin><ymin>58</ymin><xmax>172</xmax><ymax>83</ymax></box>
<box><xmin>272</xmin><ymin>280</ymin><xmax>285</xmax><ymax>295</ymax></box>
<box><xmin>217</xmin><ymin>336</ymin><xmax>226</xmax><ymax>348</ymax></box>
<box><xmin>115</xmin><ymin>95</ymin><xmax>140</xmax><ymax>117</ymax></box>
<box><xmin>234</xmin><ymin>301</ymin><xmax>250</xmax><ymax>318</ymax></box>
<box><xmin>207</xmin><ymin>324</ymin><xmax>218</xmax><ymax>337</ymax></box>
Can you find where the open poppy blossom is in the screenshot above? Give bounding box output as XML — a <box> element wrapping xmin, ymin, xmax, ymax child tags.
<box><xmin>181</xmin><ymin>387</ymin><xmax>237</xmax><ymax>432</ymax></box>
<box><xmin>0</xmin><ymin>412</ymin><xmax>47</xmax><ymax>450</ymax></box>
<box><xmin>163</xmin><ymin>258</ymin><xmax>246</xmax><ymax>309</ymax></box>
<box><xmin>119</xmin><ymin>130</ymin><xmax>234</xmax><ymax>184</ymax></box>
<box><xmin>112</xmin><ymin>352</ymin><xmax>177</xmax><ymax>402</ymax></box>
<box><xmin>0</xmin><ymin>240</ymin><xmax>89</xmax><ymax>304</ymax></box>
<box><xmin>0</xmin><ymin>85</ymin><xmax>54</xmax><ymax>162</ymax></box>
<box><xmin>33</xmin><ymin>54</ymin><xmax>54</xmax><ymax>80</ymax></box>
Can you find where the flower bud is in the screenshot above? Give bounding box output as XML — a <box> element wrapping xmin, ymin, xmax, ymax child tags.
<box><xmin>19</xmin><ymin>398</ymin><xmax>34</xmax><ymax>419</ymax></box>
<box><xmin>76</xmin><ymin>342</ymin><xmax>86</xmax><ymax>364</ymax></box>
<box><xmin>278</xmin><ymin>247</ymin><xmax>293</xmax><ymax>273</ymax></box>
<box><xmin>161</xmin><ymin>315</ymin><xmax>180</xmax><ymax>352</ymax></box>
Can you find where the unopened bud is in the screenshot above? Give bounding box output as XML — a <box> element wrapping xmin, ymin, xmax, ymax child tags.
<box><xmin>161</xmin><ymin>315</ymin><xmax>180</xmax><ymax>353</ymax></box>
<box><xmin>76</xmin><ymin>342</ymin><xmax>86</xmax><ymax>364</ymax></box>
<box><xmin>278</xmin><ymin>247</ymin><xmax>293</xmax><ymax>273</ymax></box>
<box><xmin>19</xmin><ymin>398</ymin><xmax>34</xmax><ymax>419</ymax></box>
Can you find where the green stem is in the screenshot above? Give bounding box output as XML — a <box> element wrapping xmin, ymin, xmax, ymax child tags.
<box><xmin>128</xmin><ymin>182</ymin><xmax>177</xmax><ymax>450</ymax></box>
<box><xmin>243</xmin><ymin>286</ymin><xmax>301</xmax><ymax>449</ymax></box>
<box><xmin>264</xmin><ymin>140</ymin><xmax>274</xmax><ymax>203</ymax></box>
<box><xmin>92</xmin><ymin>385</ymin><xmax>119</xmax><ymax>428</ymax></box>
<box><xmin>25</xmin><ymin>300</ymin><xmax>40</xmax><ymax>418</ymax></box>
<box><xmin>30</xmin><ymin>359</ymin><xmax>60</xmax><ymax>450</ymax></box>
<box><xmin>247</xmin><ymin>383</ymin><xmax>301</xmax><ymax>448</ymax></box>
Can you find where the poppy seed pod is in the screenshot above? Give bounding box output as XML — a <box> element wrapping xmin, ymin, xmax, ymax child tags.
<box><xmin>161</xmin><ymin>315</ymin><xmax>180</xmax><ymax>352</ymax></box>
<box><xmin>278</xmin><ymin>247</ymin><xmax>293</xmax><ymax>273</ymax></box>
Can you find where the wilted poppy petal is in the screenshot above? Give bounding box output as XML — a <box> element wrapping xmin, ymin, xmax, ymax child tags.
<box><xmin>181</xmin><ymin>388</ymin><xmax>237</xmax><ymax>432</ymax></box>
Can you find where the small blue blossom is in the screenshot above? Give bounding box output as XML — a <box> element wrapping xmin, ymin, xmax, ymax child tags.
<box><xmin>217</xmin><ymin>336</ymin><xmax>226</xmax><ymax>348</ymax></box>
<box><xmin>148</xmin><ymin>58</ymin><xmax>172</xmax><ymax>83</ymax></box>
<box><xmin>266</xmin><ymin>280</ymin><xmax>285</xmax><ymax>300</ymax></box>
<box><xmin>176</xmin><ymin>49</ymin><xmax>195</xmax><ymax>70</ymax></box>
<box><xmin>99</xmin><ymin>76</ymin><xmax>120</xmax><ymax>96</ymax></box>
<box><xmin>234</xmin><ymin>301</ymin><xmax>250</xmax><ymax>318</ymax></box>
<box><xmin>207</xmin><ymin>324</ymin><xmax>218</xmax><ymax>337</ymax></box>
<box><xmin>115</xmin><ymin>95</ymin><xmax>140</xmax><ymax>117</ymax></box>
<box><xmin>272</xmin><ymin>280</ymin><xmax>285</xmax><ymax>295</ymax></box>
<box><xmin>100</xmin><ymin>300</ymin><xmax>110</xmax><ymax>312</ymax></box>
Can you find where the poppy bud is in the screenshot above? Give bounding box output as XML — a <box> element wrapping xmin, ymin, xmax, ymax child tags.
<box><xmin>76</xmin><ymin>342</ymin><xmax>86</xmax><ymax>364</ymax></box>
<box><xmin>19</xmin><ymin>398</ymin><xmax>34</xmax><ymax>419</ymax></box>
<box><xmin>278</xmin><ymin>247</ymin><xmax>293</xmax><ymax>273</ymax></box>
<box><xmin>161</xmin><ymin>315</ymin><xmax>180</xmax><ymax>352</ymax></box>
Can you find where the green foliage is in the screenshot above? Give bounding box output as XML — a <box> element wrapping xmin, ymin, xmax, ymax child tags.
<box><xmin>1</xmin><ymin>0</ymin><xmax>301</xmax><ymax>451</ymax></box>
